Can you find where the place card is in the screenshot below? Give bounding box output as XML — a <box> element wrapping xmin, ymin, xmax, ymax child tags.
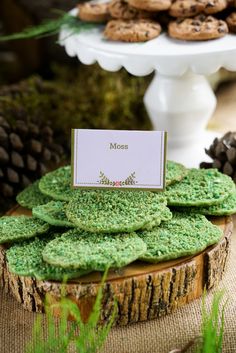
<box><xmin>72</xmin><ymin>129</ymin><xmax>167</xmax><ymax>190</ymax></box>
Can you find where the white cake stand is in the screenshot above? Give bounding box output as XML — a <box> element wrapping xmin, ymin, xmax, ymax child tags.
<box><xmin>59</xmin><ymin>9</ymin><xmax>236</xmax><ymax>167</ymax></box>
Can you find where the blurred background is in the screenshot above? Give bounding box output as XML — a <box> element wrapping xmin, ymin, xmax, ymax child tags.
<box><xmin>0</xmin><ymin>0</ymin><xmax>236</xmax><ymax>214</ymax></box>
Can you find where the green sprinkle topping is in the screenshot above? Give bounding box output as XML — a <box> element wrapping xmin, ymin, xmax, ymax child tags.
<box><xmin>138</xmin><ymin>212</ymin><xmax>223</xmax><ymax>263</ymax></box>
<box><xmin>6</xmin><ymin>232</ymin><xmax>89</xmax><ymax>280</ymax></box>
<box><xmin>16</xmin><ymin>180</ymin><xmax>52</xmax><ymax>209</ymax></box>
<box><xmin>39</xmin><ymin>166</ymin><xmax>73</xmax><ymax>201</ymax></box>
<box><xmin>66</xmin><ymin>189</ymin><xmax>169</xmax><ymax>233</ymax></box>
<box><xmin>164</xmin><ymin>168</ymin><xmax>235</xmax><ymax>206</ymax></box>
<box><xmin>43</xmin><ymin>229</ymin><xmax>147</xmax><ymax>271</ymax></box>
<box><xmin>166</xmin><ymin>160</ymin><xmax>188</xmax><ymax>186</ymax></box>
<box><xmin>33</xmin><ymin>201</ymin><xmax>74</xmax><ymax>227</ymax></box>
<box><xmin>0</xmin><ymin>215</ymin><xmax>50</xmax><ymax>244</ymax></box>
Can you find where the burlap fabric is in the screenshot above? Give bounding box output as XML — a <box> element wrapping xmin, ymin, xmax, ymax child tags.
<box><xmin>0</xmin><ymin>218</ymin><xmax>236</xmax><ymax>353</ymax></box>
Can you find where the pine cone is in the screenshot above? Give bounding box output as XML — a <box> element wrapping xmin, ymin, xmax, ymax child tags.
<box><xmin>0</xmin><ymin>76</ymin><xmax>72</xmax><ymax>214</ymax></box>
<box><xmin>200</xmin><ymin>132</ymin><xmax>236</xmax><ymax>183</ymax></box>
<box><xmin>0</xmin><ymin>115</ymin><xmax>65</xmax><ymax>212</ymax></box>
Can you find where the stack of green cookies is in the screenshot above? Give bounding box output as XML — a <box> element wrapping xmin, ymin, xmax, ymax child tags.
<box><xmin>1</xmin><ymin>161</ymin><xmax>235</xmax><ymax>282</ymax></box>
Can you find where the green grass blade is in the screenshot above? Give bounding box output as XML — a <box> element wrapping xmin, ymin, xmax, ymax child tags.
<box><xmin>197</xmin><ymin>290</ymin><xmax>226</xmax><ymax>353</ymax></box>
<box><xmin>74</xmin><ymin>268</ymin><xmax>117</xmax><ymax>353</ymax></box>
<box><xmin>95</xmin><ymin>301</ymin><xmax>118</xmax><ymax>351</ymax></box>
<box><xmin>216</xmin><ymin>299</ymin><xmax>227</xmax><ymax>353</ymax></box>
<box><xmin>87</xmin><ymin>268</ymin><xmax>109</xmax><ymax>327</ymax></box>
<box><xmin>25</xmin><ymin>315</ymin><xmax>43</xmax><ymax>353</ymax></box>
<box><xmin>58</xmin><ymin>301</ymin><xmax>70</xmax><ymax>349</ymax></box>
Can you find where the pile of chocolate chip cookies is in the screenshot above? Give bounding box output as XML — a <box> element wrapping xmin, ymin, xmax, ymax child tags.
<box><xmin>77</xmin><ymin>0</ymin><xmax>236</xmax><ymax>42</ymax></box>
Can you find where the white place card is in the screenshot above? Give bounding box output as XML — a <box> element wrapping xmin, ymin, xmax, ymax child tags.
<box><xmin>72</xmin><ymin>129</ymin><xmax>167</xmax><ymax>190</ymax></box>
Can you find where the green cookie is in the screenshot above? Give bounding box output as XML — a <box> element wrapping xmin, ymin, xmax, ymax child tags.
<box><xmin>166</xmin><ymin>161</ymin><xmax>188</xmax><ymax>186</ymax></box>
<box><xmin>39</xmin><ymin>166</ymin><xmax>73</xmax><ymax>201</ymax></box>
<box><xmin>16</xmin><ymin>180</ymin><xmax>52</xmax><ymax>209</ymax></box>
<box><xmin>164</xmin><ymin>168</ymin><xmax>235</xmax><ymax>206</ymax></box>
<box><xmin>43</xmin><ymin>229</ymin><xmax>147</xmax><ymax>271</ymax></box>
<box><xmin>138</xmin><ymin>212</ymin><xmax>222</xmax><ymax>263</ymax></box>
<box><xmin>6</xmin><ymin>233</ymin><xmax>89</xmax><ymax>281</ymax></box>
<box><xmin>174</xmin><ymin>192</ymin><xmax>236</xmax><ymax>216</ymax></box>
<box><xmin>142</xmin><ymin>207</ymin><xmax>172</xmax><ymax>230</ymax></box>
<box><xmin>0</xmin><ymin>215</ymin><xmax>50</xmax><ymax>244</ymax></box>
<box><xmin>66</xmin><ymin>189</ymin><xmax>169</xmax><ymax>233</ymax></box>
<box><xmin>33</xmin><ymin>201</ymin><xmax>74</xmax><ymax>227</ymax></box>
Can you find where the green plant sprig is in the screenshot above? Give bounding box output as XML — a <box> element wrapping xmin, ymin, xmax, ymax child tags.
<box><xmin>25</xmin><ymin>269</ymin><xmax>117</xmax><ymax>353</ymax></box>
<box><xmin>196</xmin><ymin>290</ymin><xmax>227</xmax><ymax>353</ymax></box>
<box><xmin>0</xmin><ymin>12</ymin><xmax>97</xmax><ymax>42</ymax></box>
<box><xmin>169</xmin><ymin>290</ymin><xmax>227</xmax><ymax>353</ymax></box>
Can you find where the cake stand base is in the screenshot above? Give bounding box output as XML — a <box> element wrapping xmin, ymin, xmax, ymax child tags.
<box><xmin>144</xmin><ymin>71</ymin><xmax>218</xmax><ymax>166</ymax></box>
<box><xmin>167</xmin><ymin>131</ymin><xmax>221</xmax><ymax>167</ymax></box>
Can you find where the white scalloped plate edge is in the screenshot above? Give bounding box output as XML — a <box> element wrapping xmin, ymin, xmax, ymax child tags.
<box><xmin>59</xmin><ymin>8</ymin><xmax>236</xmax><ymax>76</ymax></box>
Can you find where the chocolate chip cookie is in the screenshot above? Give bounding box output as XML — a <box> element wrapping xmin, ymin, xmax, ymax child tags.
<box><xmin>128</xmin><ymin>0</ymin><xmax>172</xmax><ymax>12</ymax></box>
<box><xmin>109</xmin><ymin>0</ymin><xmax>152</xmax><ymax>19</ymax></box>
<box><xmin>104</xmin><ymin>19</ymin><xmax>162</xmax><ymax>41</ymax></box>
<box><xmin>226</xmin><ymin>12</ymin><xmax>236</xmax><ymax>32</ymax></box>
<box><xmin>169</xmin><ymin>0</ymin><xmax>206</xmax><ymax>18</ymax></box>
<box><xmin>78</xmin><ymin>1</ymin><xmax>110</xmax><ymax>23</ymax></box>
<box><xmin>168</xmin><ymin>15</ymin><xmax>228</xmax><ymax>40</ymax></box>
<box><xmin>204</xmin><ymin>0</ymin><xmax>227</xmax><ymax>14</ymax></box>
<box><xmin>170</xmin><ymin>0</ymin><xmax>227</xmax><ymax>18</ymax></box>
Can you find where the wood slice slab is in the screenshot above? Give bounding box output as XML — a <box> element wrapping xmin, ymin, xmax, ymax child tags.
<box><xmin>0</xmin><ymin>206</ymin><xmax>233</xmax><ymax>326</ymax></box>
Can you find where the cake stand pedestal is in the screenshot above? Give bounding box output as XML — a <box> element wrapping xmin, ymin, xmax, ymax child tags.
<box><xmin>59</xmin><ymin>9</ymin><xmax>236</xmax><ymax>167</ymax></box>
